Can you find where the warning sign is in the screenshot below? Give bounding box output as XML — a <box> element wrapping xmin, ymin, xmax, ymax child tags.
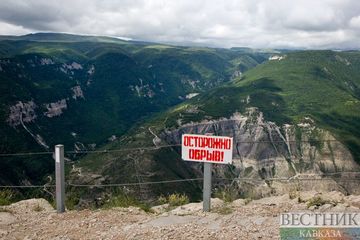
<box><xmin>181</xmin><ymin>134</ymin><xmax>233</xmax><ymax>164</ymax></box>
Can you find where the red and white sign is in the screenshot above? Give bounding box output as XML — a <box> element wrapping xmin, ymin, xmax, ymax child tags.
<box><xmin>181</xmin><ymin>134</ymin><xmax>233</xmax><ymax>164</ymax></box>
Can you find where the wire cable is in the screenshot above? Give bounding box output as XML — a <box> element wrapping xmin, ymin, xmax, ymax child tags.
<box><xmin>0</xmin><ymin>139</ymin><xmax>346</xmax><ymax>157</ymax></box>
<box><xmin>1</xmin><ymin>174</ymin><xmax>360</xmax><ymax>188</ymax></box>
<box><xmin>0</xmin><ymin>151</ymin><xmax>53</xmax><ymax>157</ymax></box>
<box><xmin>67</xmin><ymin>178</ymin><xmax>204</xmax><ymax>187</ymax></box>
<box><xmin>0</xmin><ymin>185</ymin><xmax>55</xmax><ymax>188</ymax></box>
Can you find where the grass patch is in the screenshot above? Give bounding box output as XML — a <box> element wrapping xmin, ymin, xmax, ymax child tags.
<box><xmin>157</xmin><ymin>193</ymin><xmax>189</xmax><ymax>207</ymax></box>
<box><xmin>103</xmin><ymin>192</ymin><xmax>152</xmax><ymax>213</ymax></box>
<box><xmin>214</xmin><ymin>203</ymin><xmax>233</xmax><ymax>215</ymax></box>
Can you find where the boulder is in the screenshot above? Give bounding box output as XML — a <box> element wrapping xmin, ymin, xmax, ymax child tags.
<box><xmin>6</xmin><ymin>198</ymin><xmax>54</xmax><ymax>214</ymax></box>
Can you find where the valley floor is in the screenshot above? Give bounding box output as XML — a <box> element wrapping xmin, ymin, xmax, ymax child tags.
<box><xmin>1</xmin><ymin>191</ymin><xmax>360</xmax><ymax>240</ymax></box>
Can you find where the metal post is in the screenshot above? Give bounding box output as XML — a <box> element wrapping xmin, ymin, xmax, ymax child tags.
<box><xmin>55</xmin><ymin>144</ymin><xmax>65</xmax><ymax>213</ymax></box>
<box><xmin>203</xmin><ymin>162</ymin><xmax>212</xmax><ymax>212</ymax></box>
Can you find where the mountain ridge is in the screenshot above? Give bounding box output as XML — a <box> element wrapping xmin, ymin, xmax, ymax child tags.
<box><xmin>1</xmin><ymin>33</ymin><xmax>359</xmax><ymax>206</ymax></box>
<box><xmin>0</xmin><ymin>33</ymin><xmax>270</xmax><ymax>185</ymax></box>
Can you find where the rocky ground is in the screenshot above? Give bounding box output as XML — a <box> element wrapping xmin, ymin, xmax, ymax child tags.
<box><xmin>1</xmin><ymin>191</ymin><xmax>360</xmax><ymax>240</ymax></box>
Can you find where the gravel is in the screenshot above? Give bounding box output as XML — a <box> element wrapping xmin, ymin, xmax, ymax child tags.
<box><xmin>0</xmin><ymin>192</ymin><xmax>359</xmax><ymax>240</ymax></box>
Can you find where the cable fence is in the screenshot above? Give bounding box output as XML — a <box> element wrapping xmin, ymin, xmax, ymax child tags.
<box><xmin>0</xmin><ymin>138</ymin><xmax>359</xmax><ymax>211</ymax></box>
<box><xmin>0</xmin><ymin>139</ymin><xmax>344</xmax><ymax>157</ymax></box>
<box><xmin>0</xmin><ymin>139</ymin><xmax>359</xmax><ymax>187</ymax></box>
<box><xmin>1</xmin><ymin>176</ymin><xmax>360</xmax><ymax>189</ymax></box>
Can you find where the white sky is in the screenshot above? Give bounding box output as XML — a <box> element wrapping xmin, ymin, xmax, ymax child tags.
<box><xmin>0</xmin><ymin>0</ymin><xmax>360</xmax><ymax>49</ymax></box>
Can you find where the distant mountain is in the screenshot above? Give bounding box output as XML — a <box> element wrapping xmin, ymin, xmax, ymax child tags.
<box><xmin>73</xmin><ymin>50</ymin><xmax>360</xmax><ymax>205</ymax></box>
<box><xmin>0</xmin><ymin>32</ymin><xmax>131</xmax><ymax>43</ymax></box>
<box><xmin>0</xmin><ymin>33</ymin><xmax>271</xmax><ymax>184</ymax></box>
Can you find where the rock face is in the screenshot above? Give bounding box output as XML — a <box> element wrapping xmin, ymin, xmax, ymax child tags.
<box><xmin>71</xmin><ymin>86</ymin><xmax>84</xmax><ymax>100</ymax></box>
<box><xmin>7</xmin><ymin>101</ymin><xmax>38</xmax><ymax>127</ymax></box>
<box><xmin>60</xmin><ymin>62</ymin><xmax>83</xmax><ymax>74</ymax></box>
<box><xmin>44</xmin><ymin>99</ymin><xmax>67</xmax><ymax>118</ymax></box>
<box><xmin>161</xmin><ymin>108</ymin><xmax>360</xmax><ymax>196</ymax></box>
<box><xmin>129</xmin><ymin>79</ymin><xmax>156</xmax><ymax>98</ymax></box>
<box><xmin>269</xmin><ymin>55</ymin><xmax>286</xmax><ymax>61</ymax></box>
<box><xmin>87</xmin><ymin>65</ymin><xmax>95</xmax><ymax>75</ymax></box>
<box><xmin>185</xmin><ymin>93</ymin><xmax>199</xmax><ymax>99</ymax></box>
<box><xmin>231</xmin><ymin>70</ymin><xmax>242</xmax><ymax>80</ymax></box>
<box><xmin>40</xmin><ymin>58</ymin><xmax>54</xmax><ymax>65</ymax></box>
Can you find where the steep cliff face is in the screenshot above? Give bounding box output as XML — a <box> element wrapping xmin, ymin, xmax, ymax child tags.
<box><xmin>72</xmin><ymin>107</ymin><xmax>360</xmax><ymax>206</ymax></box>
<box><xmin>160</xmin><ymin>108</ymin><xmax>360</xmax><ymax>196</ymax></box>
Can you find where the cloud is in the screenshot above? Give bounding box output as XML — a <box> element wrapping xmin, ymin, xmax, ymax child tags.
<box><xmin>350</xmin><ymin>16</ymin><xmax>360</xmax><ymax>29</ymax></box>
<box><xmin>0</xmin><ymin>0</ymin><xmax>359</xmax><ymax>49</ymax></box>
<box><xmin>0</xmin><ymin>21</ymin><xmax>30</xmax><ymax>35</ymax></box>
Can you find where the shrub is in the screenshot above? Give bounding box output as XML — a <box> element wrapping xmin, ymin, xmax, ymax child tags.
<box><xmin>65</xmin><ymin>192</ymin><xmax>81</xmax><ymax>210</ymax></box>
<box><xmin>307</xmin><ymin>196</ymin><xmax>328</xmax><ymax>208</ymax></box>
<box><xmin>289</xmin><ymin>190</ymin><xmax>299</xmax><ymax>200</ymax></box>
<box><xmin>298</xmin><ymin>197</ymin><xmax>305</xmax><ymax>203</ymax></box>
<box><xmin>168</xmin><ymin>193</ymin><xmax>189</xmax><ymax>207</ymax></box>
<box><xmin>157</xmin><ymin>193</ymin><xmax>189</xmax><ymax>207</ymax></box>
<box><xmin>157</xmin><ymin>195</ymin><xmax>168</xmax><ymax>205</ymax></box>
<box><xmin>244</xmin><ymin>198</ymin><xmax>252</xmax><ymax>205</ymax></box>
<box><xmin>0</xmin><ymin>189</ymin><xmax>15</xmax><ymax>206</ymax></box>
<box><xmin>214</xmin><ymin>187</ymin><xmax>238</xmax><ymax>203</ymax></box>
<box><xmin>33</xmin><ymin>204</ymin><xmax>44</xmax><ymax>212</ymax></box>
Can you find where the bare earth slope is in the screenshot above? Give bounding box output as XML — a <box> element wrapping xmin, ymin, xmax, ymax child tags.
<box><xmin>1</xmin><ymin>192</ymin><xmax>360</xmax><ymax>240</ymax></box>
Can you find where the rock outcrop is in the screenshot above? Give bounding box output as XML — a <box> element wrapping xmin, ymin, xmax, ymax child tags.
<box><xmin>7</xmin><ymin>101</ymin><xmax>37</xmax><ymax>127</ymax></box>
<box><xmin>161</xmin><ymin>108</ymin><xmax>360</xmax><ymax>196</ymax></box>
<box><xmin>44</xmin><ymin>99</ymin><xmax>67</xmax><ymax>118</ymax></box>
<box><xmin>39</xmin><ymin>58</ymin><xmax>54</xmax><ymax>65</ymax></box>
<box><xmin>60</xmin><ymin>62</ymin><xmax>83</xmax><ymax>74</ymax></box>
<box><xmin>71</xmin><ymin>86</ymin><xmax>84</xmax><ymax>100</ymax></box>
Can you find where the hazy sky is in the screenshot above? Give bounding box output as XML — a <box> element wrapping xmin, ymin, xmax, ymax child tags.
<box><xmin>0</xmin><ymin>0</ymin><xmax>360</xmax><ymax>49</ymax></box>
